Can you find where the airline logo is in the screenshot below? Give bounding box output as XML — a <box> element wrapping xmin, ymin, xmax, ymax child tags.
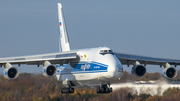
<box><xmin>81</xmin><ymin>63</ymin><xmax>91</xmax><ymax>70</ymax></box>
<box><xmin>72</xmin><ymin>61</ymin><xmax>108</xmax><ymax>74</ymax></box>
<box><xmin>59</xmin><ymin>22</ymin><xmax>62</xmax><ymax>26</ymax></box>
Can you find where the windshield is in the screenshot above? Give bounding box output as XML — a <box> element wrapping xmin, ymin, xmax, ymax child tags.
<box><xmin>99</xmin><ymin>50</ymin><xmax>113</xmax><ymax>55</ymax></box>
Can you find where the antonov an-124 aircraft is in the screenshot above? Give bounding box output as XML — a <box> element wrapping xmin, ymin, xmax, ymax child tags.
<box><xmin>0</xmin><ymin>3</ymin><xmax>180</xmax><ymax>93</ymax></box>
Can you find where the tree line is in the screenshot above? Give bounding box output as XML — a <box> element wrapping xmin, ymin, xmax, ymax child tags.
<box><xmin>0</xmin><ymin>70</ymin><xmax>180</xmax><ymax>101</ymax></box>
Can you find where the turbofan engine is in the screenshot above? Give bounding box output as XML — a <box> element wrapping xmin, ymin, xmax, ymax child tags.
<box><xmin>42</xmin><ymin>64</ymin><xmax>57</xmax><ymax>77</ymax></box>
<box><xmin>3</xmin><ymin>67</ymin><xmax>19</xmax><ymax>80</ymax></box>
<box><xmin>131</xmin><ymin>65</ymin><xmax>146</xmax><ymax>77</ymax></box>
<box><xmin>162</xmin><ymin>67</ymin><xmax>177</xmax><ymax>79</ymax></box>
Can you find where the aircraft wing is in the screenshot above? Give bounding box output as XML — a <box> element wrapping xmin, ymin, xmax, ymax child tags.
<box><xmin>0</xmin><ymin>51</ymin><xmax>77</xmax><ymax>67</ymax></box>
<box><xmin>114</xmin><ymin>52</ymin><xmax>180</xmax><ymax>67</ymax></box>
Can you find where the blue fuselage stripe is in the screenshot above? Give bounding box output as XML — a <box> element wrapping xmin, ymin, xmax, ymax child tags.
<box><xmin>55</xmin><ymin>61</ymin><xmax>109</xmax><ymax>75</ymax></box>
<box><xmin>61</xmin><ymin>71</ymin><xmax>108</xmax><ymax>74</ymax></box>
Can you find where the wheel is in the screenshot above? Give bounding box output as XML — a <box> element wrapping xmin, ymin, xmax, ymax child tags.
<box><xmin>61</xmin><ymin>90</ymin><xmax>64</xmax><ymax>93</ymax></box>
<box><xmin>101</xmin><ymin>87</ymin><xmax>105</xmax><ymax>93</ymax></box>
<box><xmin>97</xmin><ymin>85</ymin><xmax>112</xmax><ymax>93</ymax></box>
<box><xmin>110</xmin><ymin>88</ymin><xmax>112</xmax><ymax>92</ymax></box>
<box><xmin>61</xmin><ymin>88</ymin><xmax>70</xmax><ymax>93</ymax></box>
<box><xmin>97</xmin><ymin>87</ymin><xmax>101</xmax><ymax>93</ymax></box>
<box><xmin>70</xmin><ymin>88</ymin><xmax>74</xmax><ymax>93</ymax></box>
<box><xmin>105</xmin><ymin>86</ymin><xmax>110</xmax><ymax>93</ymax></box>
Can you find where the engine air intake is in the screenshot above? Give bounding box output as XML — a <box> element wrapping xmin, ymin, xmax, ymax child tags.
<box><xmin>3</xmin><ymin>67</ymin><xmax>19</xmax><ymax>80</ymax></box>
<box><xmin>162</xmin><ymin>67</ymin><xmax>177</xmax><ymax>79</ymax></box>
<box><xmin>46</xmin><ymin>65</ymin><xmax>56</xmax><ymax>76</ymax></box>
<box><xmin>42</xmin><ymin>65</ymin><xmax>57</xmax><ymax>77</ymax></box>
<box><xmin>131</xmin><ymin>65</ymin><xmax>146</xmax><ymax>77</ymax></box>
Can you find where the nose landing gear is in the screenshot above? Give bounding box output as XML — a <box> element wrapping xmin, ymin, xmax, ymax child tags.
<box><xmin>97</xmin><ymin>84</ymin><xmax>112</xmax><ymax>93</ymax></box>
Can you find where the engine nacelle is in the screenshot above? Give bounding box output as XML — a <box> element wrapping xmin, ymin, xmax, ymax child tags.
<box><xmin>42</xmin><ymin>65</ymin><xmax>57</xmax><ymax>77</ymax></box>
<box><xmin>131</xmin><ymin>65</ymin><xmax>146</xmax><ymax>77</ymax></box>
<box><xmin>162</xmin><ymin>67</ymin><xmax>177</xmax><ymax>79</ymax></box>
<box><xmin>3</xmin><ymin>67</ymin><xmax>19</xmax><ymax>80</ymax></box>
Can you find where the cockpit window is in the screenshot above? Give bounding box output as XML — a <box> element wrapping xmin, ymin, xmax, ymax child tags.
<box><xmin>104</xmin><ymin>50</ymin><xmax>108</xmax><ymax>52</ymax></box>
<box><xmin>99</xmin><ymin>50</ymin><xmax>113</xmax><ymax>55</ymax></box>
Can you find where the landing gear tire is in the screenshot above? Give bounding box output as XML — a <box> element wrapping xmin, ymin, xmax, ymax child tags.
<box><xmin>105</xmin><ymin>86</ymin><xmax>110</xmax><ymax>93</ymax></box>
<box><xmin>110</xmin><ymin>87</ymin><xmax>112</xmax><ymax>92</ymax></box>
<box><xmin>61</xmin><ymin>87</ymin><xmax>74</xmax><ymax>93</ymax></box>
<box><xmin>101</xmin><ymin>87</ymin><xmax>105</xmax><ymax>93</ymax></box>
<box><xmin>97</xmin><ymin>85</ymin><xmax>112</xmax><ymax>93</ymax></box>
<box><xmin>97</xmin><ymin>87</ymin><xmax>101</xmax><ymax>93</ymax></box>
<box><xmin>70</xmin><ymin>88</ymin><xmax>74</xmax><ymax>93</ymax></box>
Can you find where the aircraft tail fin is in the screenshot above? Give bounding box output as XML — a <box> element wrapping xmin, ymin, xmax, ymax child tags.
<box><xmin>57</xmin><ymin>3</ymin><xmax>71</xmax><ymax>52</ymax></box>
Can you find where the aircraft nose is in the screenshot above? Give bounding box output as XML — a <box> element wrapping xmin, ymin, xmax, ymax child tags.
<box><xmin>106</xmin><ymin>55</ymin><xmax>123</xmax><ymax>77</ymax></box>
<box><xmin>108</xmin><ymin>57</ymin><xmax>122</xmax><ymax>71</ymax></box>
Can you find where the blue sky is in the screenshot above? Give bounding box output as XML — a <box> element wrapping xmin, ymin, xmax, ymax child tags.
<box><xmin>0</xmin><ymin>1</ymin><xmax>180</xmax><ymax>74</ymax></box>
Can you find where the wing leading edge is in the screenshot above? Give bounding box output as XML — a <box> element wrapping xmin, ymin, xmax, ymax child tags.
<box><xmin>0</xmin><ymin>51</ymin><xmax>77</xmax><ymax>67</ymax></box>
<box><xmin>115</xmin><ymin>52</ymin><xmax>180</xmax><ymax>67</ymax></box>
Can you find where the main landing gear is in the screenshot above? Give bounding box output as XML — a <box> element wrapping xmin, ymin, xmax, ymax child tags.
<box><xmin>61</xmin><ymin>87</ymin><xmax>74</xmax><ymax>93</ymax></box>
<box><xmin>97</xmin><ymin>84</ymin><xmax>112</xmax><ymax>93</ymax></box>
<box><xmin>61</xmin><ymin>81</ymin><xmax>75</xmax><ymax>93</ymax></box>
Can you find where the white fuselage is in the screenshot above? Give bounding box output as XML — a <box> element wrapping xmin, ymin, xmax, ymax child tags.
<box><xmin>55</xmin><ymin>47</ymin><xmax>123</xmax><ymax>88</ymax></box>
